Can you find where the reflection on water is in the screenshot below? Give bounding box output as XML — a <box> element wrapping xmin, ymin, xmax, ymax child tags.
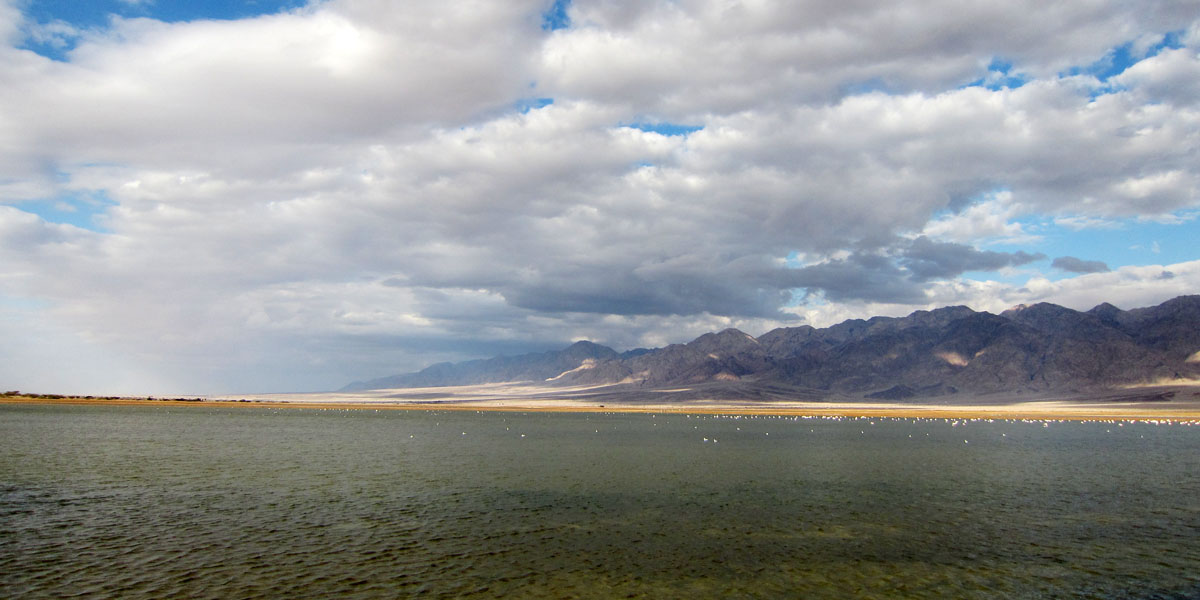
<box><xmin>2</xmin><ymin>404</ymin><xmax>1198</xmax><ymax>598</ymax></box>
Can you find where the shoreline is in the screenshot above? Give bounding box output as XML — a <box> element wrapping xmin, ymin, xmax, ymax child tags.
<box><xmin>5</xmin><ymin>392</ymin><xmax>1200</xmax><ymax>421</ymax></box>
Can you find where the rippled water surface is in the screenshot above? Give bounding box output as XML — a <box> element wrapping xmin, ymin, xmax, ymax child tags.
<box><xmin>2</xmin><ymin>404</ymin><xmax>1199</xmax><ymax>599</ymax></box>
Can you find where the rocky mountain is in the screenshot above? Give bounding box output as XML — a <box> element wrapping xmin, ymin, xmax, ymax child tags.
<box><xmin>342</xmin><ymin>295</ymin><xmax>1200</xmax><ymax>398</ymax></box>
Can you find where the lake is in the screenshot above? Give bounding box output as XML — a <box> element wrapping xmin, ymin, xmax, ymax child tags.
<box><xmin>2</xmin><ymin>403</ymin><xmax>1198</xmax><ymax>598</ymax></box>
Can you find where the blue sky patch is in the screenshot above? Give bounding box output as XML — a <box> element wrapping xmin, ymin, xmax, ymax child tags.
<box><xmin>15</xmin><ymin>191</ymin><xmax>117</xmax><ymax>232</ymax></box>
<box><xmin>624</xmin><ymin>123</ymin><xmax>703</xmax><ymax>137</ymax></box>
<box><xmin>1077</xmin><ymin>43</ymin><xmax>1138</xmax><ymax>82</ymax></box>
<box><xmin>965</xmin><ymin>58</ymin><xmax>1029</xmax><ymax>90</ymax></box>
<box><xmin>541</xmin><ymin>0</ymin><xmax>571</xmax><ymax>31</ymax></box>
<box><xmin>977</xmin><ymin>211</ymin><xmax>1199</xmax><ymax>282</ymax></box>
<box><xmin>955</xmin><ymin>33</ymin><xmax>1188</xmax><ymax>98</ymax></box>
<box><xmin>1065</xmin><ymin>31</ymin><xmax>1185</xmax><ymax>84</ymax></box>
<box><xmin>516</xmin><ymin>97</ymin><xmax>555</xmax><ymax>113</ymax></box>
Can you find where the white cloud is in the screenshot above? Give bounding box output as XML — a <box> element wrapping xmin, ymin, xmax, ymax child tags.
<box><xmin>1112</xmin><ymin>170</ymin><xmax>1196</xmax><ymax>213</ymax></box>
<box><xmin>2</xmin><ymin>0</ymin><xmax>547</xmax><ymax>188</ymax></box>
<box><xmin>0</xmin><ymin>0</ymin><xmax>22</xmax><ymax>46</ymax></box>
<box><xmin>539</xmin><ymin>0</ymin><xmax>1198</xmax><ymax>117</ymax></box>
<box><xmin>25</xmin><ymin>19</ymin><xmax>80</xmax><ymax>49</ymax></box>
<box><xmin>1113</xmin><ymin>46</ymin><xmax>1200</xmax><ymax>107</ymax></box>
<box><xmin>920</xmin><ymin>191</ymin><xmax>1036</xmax><ymax>244</ymax></box>
<box><xmin>789</xmin><ymin>260</ymin><xmax>1200</xmax><ymax>327</ymax></box>
<box><xmin>1054</xmin><ymin>215</ymin><xmax>1123</xmax><ymax>231</ymax></box>
<box><xmin>1018</xmin><ymin>261</ymin><xmax>1194</xmax><ymax>307</ymax></box>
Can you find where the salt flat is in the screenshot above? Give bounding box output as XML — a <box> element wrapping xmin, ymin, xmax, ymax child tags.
<box><xmin>201</xmin><ymin>381</ymin><xmax>1200</xmax><ymax>420</ymax></box>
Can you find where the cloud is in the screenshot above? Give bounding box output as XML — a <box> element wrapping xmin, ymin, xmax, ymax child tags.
<box><xmin>902</xmin><ymin>237</ymin><xmax>1045</xmax><ymax>279</ymax></box>
<box><xmin>784</xmin><ymin>237</ymin><xmax>1045</xmax><ymax>304</ymax></box>
<box><xmin>0</xmin><ymin>0</ymin><xmax>22</xmax><ymax>45</ymax></box>
<box><xmin>2</xmin><ymin>0</ymin><xmax>548</xmax><ymax>188</ymax></box>
<box><xmin>787</xmin><ymin>252</ymin><xmax>927</xmax><ymax>304</ymax></box>
<box><xmin>1017</xmin><ymin>261</ymin><xmax>1200</xmax><ymax>310</ymax></box>
<box><xmin>1052</xmin><ymin>256</ymin><xmax>1111</xmax><ymax>273</ymax></box>
<box><xmin>0</xmin><ymin>298</ymin><xmax>176</xmax><ymax>396</ymax></box>
<box><xmin>0</xmin><ymin>0</ymin><xmax>1198</xmax><ymax>392</ymax></box>
<box><xmin>920</xmin><ymin>190</ymin><xmax>1036</xmax><ymax>244</ymax></box>
<box><xmin>539</xmin><ymin>0</ymin><xmax>1198</xmax><ymax>117</ymax></box>
<box><xmin>24</xmin><ymin>19</ymin><xmax>81</xmax><ymax>49</ymax></box>
<box><xmin>786</xmin><ymin>259</ymin><xmax>1200</xmax><ymax>327</ymax></box>
<box><xmin>1054</xmin><ymin>215</ymin><xmax>1123</xmax><ymax>231</ymax></box>
<box><xmin>1113</xmin><ymin>47</ymin><xmax>1200</xmax><ymax>107</ymax></box>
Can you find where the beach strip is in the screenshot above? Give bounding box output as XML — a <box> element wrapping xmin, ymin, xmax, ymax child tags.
<box><xmin>4</xmin><ymin>394</ymin><xmax>1200</xmax><ymax>421</ymax></box>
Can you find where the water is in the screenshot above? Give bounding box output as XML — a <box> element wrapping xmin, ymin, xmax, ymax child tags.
<box><xmin>2</xmin><ymin>404</ymin><xmax>1198</xmax><ymax>599</ymax></box>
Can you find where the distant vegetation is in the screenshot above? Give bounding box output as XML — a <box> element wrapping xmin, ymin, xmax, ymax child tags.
<box><xmin>1</xmin><ymin>391</ymin><xmax>205</xmax><ymax>402</ymax></box>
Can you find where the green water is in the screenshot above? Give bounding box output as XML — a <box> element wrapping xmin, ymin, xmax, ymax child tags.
<box><xmin>2</xmin><ymin>404</ymin><xmax>1198</xmax><ymax>599</ymax></box>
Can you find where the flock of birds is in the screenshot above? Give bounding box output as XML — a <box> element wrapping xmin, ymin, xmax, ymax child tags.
<box><xmin>261</xmin><ymin>406</ymin><xmax>1198</xmax><ymax>446</ymax></box>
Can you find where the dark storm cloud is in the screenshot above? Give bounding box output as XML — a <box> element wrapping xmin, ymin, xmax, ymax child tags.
<box><xmin>500</xmin><ymin>270</ymin><xmax>796</xmax><ymax>318</ymax></box>
<box><xmin>1052</xmin><ymin>256</ymin><xmax>1111</xmax><ymax>273</ymax></box>
<box><xmin>782</xmin><ymin>238</ymin><xmax>1046</xmax><ymax>304</ymax></box>
<box><xmin>786</xmin><ymin>252</ymin><xmax>926</xmax><ymax>304</ymax></box>
<box><xmin>903</xmin><ymin>236</ymin><xmax>1045</xmax><ymax>280</ymax></box>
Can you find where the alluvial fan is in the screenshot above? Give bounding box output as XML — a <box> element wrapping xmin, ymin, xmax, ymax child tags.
<box><xmin>2</xmin><ymin>404</ymin><xmax>1199</xmax><ymax>599</ymax></box>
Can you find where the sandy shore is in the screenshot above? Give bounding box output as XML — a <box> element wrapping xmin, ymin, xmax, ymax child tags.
<box><xmin>6</xmin><ymin>382</ymin><xmax>1200</xmax><ymax>421</ymax></box>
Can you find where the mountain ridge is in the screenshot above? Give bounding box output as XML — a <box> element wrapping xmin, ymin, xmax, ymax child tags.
<box><xmin>341</xmin><ymin>295</ymin><xmax>1200</xmax><ymax>399</ymax></box>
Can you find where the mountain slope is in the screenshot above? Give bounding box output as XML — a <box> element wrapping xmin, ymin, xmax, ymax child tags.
<box><xmin>340</xmin><ymin>340</ymin><xmax>619</xmax><ymax>391</ymax></box>
<box><xmin>343</xmin><ymin>295</ymin><xmax>1200</xmax><ymax>397</ymax></box>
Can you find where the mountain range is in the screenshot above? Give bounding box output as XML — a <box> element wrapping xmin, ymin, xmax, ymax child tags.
<box><xmin>342</xmin><ymin>295</ymin><xmax>1200</xmax><ymax>400</ymax></box>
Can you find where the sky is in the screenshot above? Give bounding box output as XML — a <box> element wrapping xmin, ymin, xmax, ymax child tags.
<box><xmin>2</xmin><ymin>0</ymin><xmax>1199</xmax><ymax>395</ymax></box>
